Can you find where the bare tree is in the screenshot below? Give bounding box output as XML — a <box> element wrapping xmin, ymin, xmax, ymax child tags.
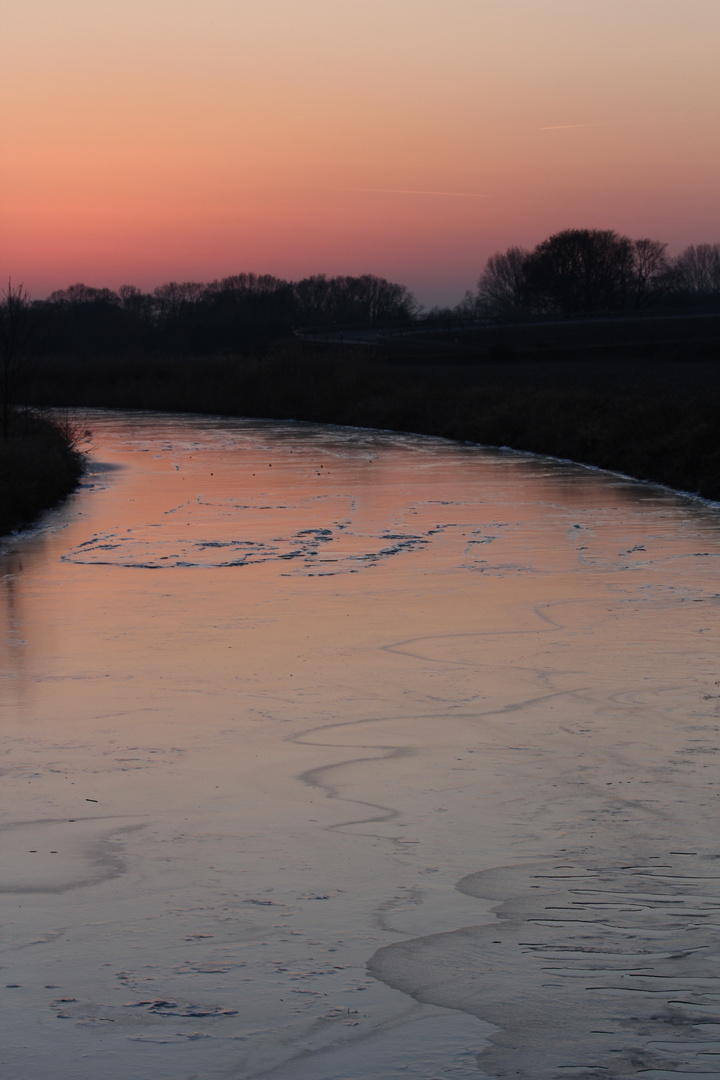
<box><xmin>475</xmin><ymin>247</ymin><xmax>530</xmax><ymax>316</ymax></box>
<box><xmin>152</xmin><ymin>281</ymin><xmax>205</xmax><ymax>321</ymax></box>
<box><xmin>119</xmin><ymin>284</ymin><xmax>154</xmax><ymax>322</ymax></box>
<box><xmin>47</xmin><ymin>283</ymin><xmax>120</xmax><ymax>305</ymax></box>
<box><xmin>630</xmin><ymin>238</ymin><xmax>669</xmax><ymax>308</ymax></box>
<box><xmin>292</xmin><ymin>274</ymin><xmax>418</xmax><ymax>327</ymax></box>
<box><xmin>293</xmin><ymin>275</ymin><xmax>336</xmax><ymax>325</ymax></box>
<box><xmin>524</xmin><ymin>229</ymin><xmax>634</xmax><ymax>314</ymax></box>
<box><xmin>344</xmin><ymin>275</ymin><xmax>418</xmax><ymax>325</ymax></box>
<box><xmin>0</xmin><ymin>280</ymin><xmax>32</xmax><ymax>439</ymax></box>
<box><xmin>674</xmin><ymin>243</ymin><xmax>720</xmax><ymax>294</ymax></box>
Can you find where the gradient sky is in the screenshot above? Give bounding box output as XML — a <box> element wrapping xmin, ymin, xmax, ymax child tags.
<box><xmin>2</xmin><ymin>0</ymin><xmax>719</xmax><ymax>306</ymax></box>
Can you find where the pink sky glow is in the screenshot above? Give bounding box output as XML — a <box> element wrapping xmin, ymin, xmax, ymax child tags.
<box><xmin>2</xmin><ymin>0</ymin><xmax>719</xmax><ymax>307</ymax></box>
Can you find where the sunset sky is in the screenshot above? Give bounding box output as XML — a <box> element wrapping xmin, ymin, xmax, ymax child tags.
<box><xmin>2</xmin><ymin>0</ymin><xmax>719</xmax><ymax>306</ymax></box>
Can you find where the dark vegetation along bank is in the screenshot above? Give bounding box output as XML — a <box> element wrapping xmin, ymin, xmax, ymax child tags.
<box><xmin>0</xmin><ymin>410</ymin><xmax>87</xmax><ymax>538</ymax></box>
<box><xmin>4</xmin><ymin>229</ymin><xmax>720</xmax><ymax>529</ymax></box>
<box><xmin>24</xmin><ymin>312</ymin><xmax>720</xmax><ymax>501</ymax></box>
<box><xmin>0</xmin><ymin>282</ymin><xmax>88</xmax><ymax>537</ymax></box>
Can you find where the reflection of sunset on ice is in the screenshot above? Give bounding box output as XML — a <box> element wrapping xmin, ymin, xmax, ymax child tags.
<box><xmin>3</xmin><ymin>412</ymin><xmax>720</xmax><ymax>1078</ymax></box>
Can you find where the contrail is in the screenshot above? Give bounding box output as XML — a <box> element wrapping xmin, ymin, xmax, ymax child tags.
<box><xmin>539</xmin><ymin>123</ymin><xmax>603</xmax><ymax>130</ymax></box>
<box><xmin>339</xmin><ymin>187</ymin><xmax>490</xmax><ymax>198</ymax></box>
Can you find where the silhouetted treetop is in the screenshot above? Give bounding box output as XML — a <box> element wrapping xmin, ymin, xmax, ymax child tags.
<box><xmin>470</xmin><ymin>229</ymin><xmax>683</xmax><ymax>317</ymax></box>
<box><xmin>47</xmin><ymin>283</ymin><xmax>121</xmax><ymax>306</ymax></box>
<box><xmin>473</xmin><ymin>247</ymin><xmax>530</xmax><ymax>316</ymax></box>
<box><xmin>524</xmin><ymin>229</ymin><xmax>636</xmax><ymax>314</ymax></box>
<box><xmin>28</xmin><ymin>272</ymin><xmax>418</xmax><ymax>356</ymax></box>
<box><xmin>16</xmin><ymin>236</ymin><xmax>720</xmax><ymax>362</ymax></box>
<box><xmin>674</xmin><ymin>243</ymin><xmax>720</xmax><ymax>294</ymax></box>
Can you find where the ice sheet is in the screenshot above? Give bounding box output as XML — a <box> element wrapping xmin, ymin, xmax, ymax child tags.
<box><xmin>2</xmin><ymin>410</ymin><xmax>720</xmax><ymax>1079</ymax></box>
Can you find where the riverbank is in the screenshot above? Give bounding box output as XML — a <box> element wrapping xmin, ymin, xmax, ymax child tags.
<box><xmin>0</xmin><ymin>411</ymin><xmax>88</xmax><ymax>538</ymax></box>
<box><xmin>24</xmin><ymin>332</ymin><xmax>720</xmax><ymax>499</ymax></box>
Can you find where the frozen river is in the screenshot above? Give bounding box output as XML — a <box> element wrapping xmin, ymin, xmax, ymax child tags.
<box><xmin>2</xmin><ymin>411</ymin><xmax>720</xmax><ymax>1080</ymax></box>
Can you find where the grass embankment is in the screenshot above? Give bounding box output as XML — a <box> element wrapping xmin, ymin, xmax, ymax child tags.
<box><xmin>0</xmin><ymin>411</ymin><xmax>87</xmax><ymax>538</ymax></box>
<box><xmin>25</xmin><ymin>318</ymin><xmax>720</xmax><ymax>500</ymax></box>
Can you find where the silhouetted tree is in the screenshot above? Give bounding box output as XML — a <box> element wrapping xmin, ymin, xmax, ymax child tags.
<box><xmin>116</xmin><ymin>285</ymin><xmax>155</xmax><ymax>350</ymax></box>
<box><xmin>201</xmin><ymin>274</ymin><xmax>295</xmax><ymax>351</ymax></box>
<box><xmin>119</xmin><ymin>284</ymin><xmax>153</xmax><ymax>316</ymax></box>
<box><xmin>0</xmin><ymin>280</ymin><xmax>33</xmax><ymax>439</ymax></box>
<box><xmin>292</xmin><ymin>274</ymin><xmax>417</xmax><ymax>326</ymax></box>
<box><xmin>674</xmin><ymin>243</ymin><xmax>720</xmax><ymax>295</ymax></box>
<box><xmin>152</xmin><ymin>281</ymin><xmax>204</xmax><ymax>321</ymax></box>
<box><xmin>47</xmin><ymin>283</ymin><xmax>120</xmax><ymax>306</ymax></box>
<box><xmin>345</xmin><ymin>274</ymin><xmax>418</xmax><ymax>324</ymax></box>
<box><xmin>474</xmin><ymin>246</ymin><xmax>531</xmax><ymax>316</ymax></box>
<box><xmin>43</xmin><ymin>282</ymin><xmax>130</xmax><ymax>357</ymax></box>
<box><xmin>630</xmin><ymin>238</ymin><xmax>670</xmax><ymax>309</ymax></box>
<box><xmin>524</xmin><ymin>229</ymin><xmax>635</xmax><ymax>314</ymax></box>
<box><xmin>468</xmin><ymin>233</ymin><xmax>671</xmax><ymax>318</ymax></box>
<box><xmin>293</xmin><ymin>275</ymin><xmax>337</xmax><ymax>325</ymax></box>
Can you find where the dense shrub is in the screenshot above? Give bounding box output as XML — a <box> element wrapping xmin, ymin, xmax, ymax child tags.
<box><xmin>0</xmin><ymin>411</ymin><xmax>87</xmax><ymax>536</ymax></box>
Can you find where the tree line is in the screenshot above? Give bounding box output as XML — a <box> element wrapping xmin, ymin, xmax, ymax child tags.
<box><xmin>458</xmin><ymin>231</ymin><xmax>720</xmax><ymax>319</ymax></box>
<box><xmin>26</xmin><ymin>273</ymin><xmax>418</xmax><ymax>357</ymax></box>
<box><xmin>4</xmin><ymin>230</ymin><xmax>720</xmax><ymax>370</ymax></box>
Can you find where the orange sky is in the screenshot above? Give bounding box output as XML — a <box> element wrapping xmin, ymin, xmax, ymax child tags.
<box><xmin>2</xmin><ymin>0</ymin><xmax>719</xmax><ymax>305</ymax></box>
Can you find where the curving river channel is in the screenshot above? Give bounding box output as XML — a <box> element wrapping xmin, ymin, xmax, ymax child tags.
<box><xmin>2</xmin><ymin>410</ymin><xmax>720</xmax><ymax>1080</ymax></box>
